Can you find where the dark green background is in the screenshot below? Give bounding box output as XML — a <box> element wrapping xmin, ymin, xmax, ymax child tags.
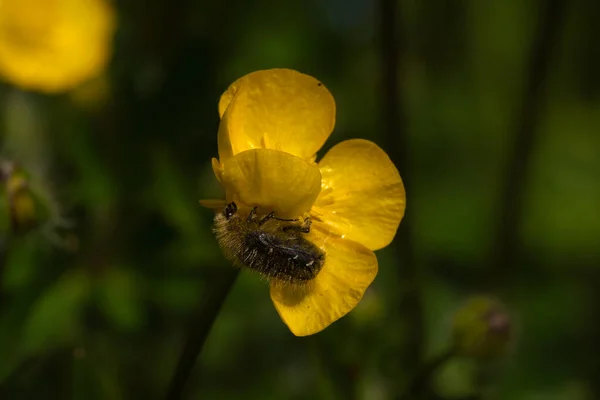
<box><xmin>1</xmin><ymin>0</ymin><xmax>599</xmax><ymax>399</ymax></box>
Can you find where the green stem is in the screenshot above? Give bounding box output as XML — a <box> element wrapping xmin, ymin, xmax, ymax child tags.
<box><xmin>379</xmin><ymin>0</ymin><xmax>425</xmax><ymax>389</ymax></box>
<box><xmin>165</xmin><ymin>267</ymin><xmax>240</xmax><ymax>400</ymax></box>
<box><xmin>489</xmin><ymin>0</ymin><xmax>567</xmax><ymax>287</ymax></box>
<box><xmin>312</xmin><ymin>335</ymin><xmax>357</xmax><ymax>400</ymax></box>
<box><xmin>399</xmin><ymin>348</ymin><xmax>455</xmax><ymax>400</ymax></box>
<box><xmin>0</xmin><ymin>235</ymin><xmax>10</xmax><ymax>307</ymax></box>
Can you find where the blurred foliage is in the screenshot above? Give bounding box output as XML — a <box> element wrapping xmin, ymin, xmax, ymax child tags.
<box><xmin>1</xmin><ymin>0</ymin><xmax>599</xmax><ymax>399</ymax></box>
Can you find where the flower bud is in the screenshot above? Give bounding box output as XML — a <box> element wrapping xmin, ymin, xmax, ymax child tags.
<box><xmin>452</xmin><ymin>296</ymin><xmax>511</xmax><ymax>360</ymax></box>
<box><xmin>1</xmin><ymin>161</ymin><xmax>44</xmax><ymax>234</ymax></box>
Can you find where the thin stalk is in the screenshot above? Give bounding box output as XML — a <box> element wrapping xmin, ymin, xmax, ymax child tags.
<box><xmin>165</xmin><ymin>267</ymin><xmax>240</xmax><ymax>400</ymax></box>
<box><xmin>399</xmin><ymin>348</ymin><xmax>455</xmax><ymax>400</ymax></box>
<box><xmin>379</xmin><ymin>0</ymin><xmax>424</xmax><ymax>389</ymax></box>
<box><xmin>490</xmin><ymin>0</ymin><xmax>567</xmax><ymax>285</ymax></box>
<box><xmin>312</xmin><ymin>335</ymin><xmax>357</xmax><ymax>400</ymax></box>
<box><xmin>0</xmin><ymin>236</ymin><xmax>9</xmax><ymax>306</ymax></box>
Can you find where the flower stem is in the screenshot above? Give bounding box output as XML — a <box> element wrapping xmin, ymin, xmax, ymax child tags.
<box><xmin>489</xmin><ymin>0</ymin><xmax>567</xmax><ymax>286</ymax></box>
<box><xmin>379</xmin><ymin>0</ymin><xmax>425</xmax><ymax>390</ymax></box>
<box><xmin>165</xmin><ymin>267</ymin><xmax>240</xmax><ymax>400</ymax></box>
<box><xmin>312</xmin><ymin>335</ymin><xmax>358</xmax><ymax>400</ymax></box>
<box><xmin>399</xmin><ymin>348</ymin><xmax>455</xmax><ymax>399</ymax></box>
<box><xmin>0</xmin><ymin>237</ymin><xmax>9</xmax><ymax>307</ymax></box>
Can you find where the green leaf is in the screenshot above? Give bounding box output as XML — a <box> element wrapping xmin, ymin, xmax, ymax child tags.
<box><xmin>95</xmin><ymin>267</ymin><xmax>145</xmax><ymax>332</ymax></box>
<box><xmin>2</xmin><ymin>234</ymin><xmax>40</xmax><ymax>293</ymax></box>
<box><xmin>21</xmin><ymin>269</ymin><xmax>90</xmax><ymax>354</ymax></box>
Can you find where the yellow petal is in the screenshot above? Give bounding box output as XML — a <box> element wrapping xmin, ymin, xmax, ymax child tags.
<box><xmin>220</xmin><ymin>149</ymin><xmax>321</xmax><ymax>218</ymax></box>
<box><xmin>270</xmin><ymin>223</ymin><xmax>378</xmax><ymax>336</ymax></box>
<box><xmin>216</xmin><ymin>93</ymin><xmax>236</xmax><ymax>161</ymax></box>
<box><xmin>198</xmin><ymin>199</ymin><xmax>228</xmax><ymax>211</ymax></box>
<box><xmin>217</xmin><ymin>69</ymin><xmax>336</xmax><ymax>161</ymax></box>
<box><xmin>313</xmin><ymin>139</ymin><xmax>405</xmax><ymax>251</ymax></box>
<box><xmin>211</xmin><ymin>158</ymin><xmax>223</xmax><ymax>183</ymax></box>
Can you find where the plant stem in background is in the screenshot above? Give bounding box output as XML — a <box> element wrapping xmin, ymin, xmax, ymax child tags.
<box><xmin>0</xmin><ymin>237</ymin><xmax>9</xmax><ymax>307</ymax></box>
<box><xmin>312</xmin><ymin>335</ymin><xmax>357</xmax><ymax>400</ymax></box>
<box><xmin>490</xmin><ymin>0</ymin><xmax>567</xmax><ymax>286</ymax></box>
<box><xmin>379</xmin><ymin>0</ymin><xmax>425</xmax><ymax>393</ymax></box>
<box><xmin>165</xmin><ymin>267</ymin><xmax>240</xmax><ymax>400</ymax></box>
<box><xmin>400</xmin><ymin>348</ymin><xmax>455</xmax><ymax>400</ymax></box>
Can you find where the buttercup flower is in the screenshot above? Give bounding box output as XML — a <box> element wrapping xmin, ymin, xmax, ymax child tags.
<box><xmin>0</xmin><ymin>0</ymin><xmax>115</xmax><ymax>93</ymax></box>
<box><xmin>201</xmin><ymin>69</ymin><xmax>405</xmax><ymax>336</ymax></box>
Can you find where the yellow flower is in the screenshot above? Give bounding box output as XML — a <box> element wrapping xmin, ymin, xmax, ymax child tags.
<box><xmin>0</xmin><ymin>0</ymin><xmax>115</xmax><ymax>93</ymax></box>
<box><xmin>201</xmin><ymin>69</ymin><xmax>406</xmax><ymax>336</ymax></box>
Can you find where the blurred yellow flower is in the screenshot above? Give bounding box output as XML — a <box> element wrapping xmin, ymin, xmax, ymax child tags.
<box><xmin>201</xmin><ymin>69</ymin><xmax>405</xmax><ymax>336</ymax></box>
<box><xmin>0</xmin><ymin>0</ymin><xmax>115</xmax><ymax>93</ymax></box>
